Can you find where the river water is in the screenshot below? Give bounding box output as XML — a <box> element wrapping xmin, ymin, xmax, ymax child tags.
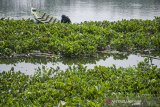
<box><xmin>0</xmin><ymin>0</ymin><xmax>160</xmax><ymax>74</ymax></box>
<box><xmin>0</xmin><ymin>53</ymin><xmax>160</xmax><ymax>75</ymax></box>
<box><xmin>0</xmin><ymin>0</ymin><xmax>160</xmax><ymax>23</ymax></box>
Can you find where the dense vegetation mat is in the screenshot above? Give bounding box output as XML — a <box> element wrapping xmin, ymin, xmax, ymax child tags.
<box><xmin>0</xmin><ymin>17</ymin><xmax>160</xmax><ymax>57</ymax></box>
<box><xmin>0</xmin><ymin>59</ymin><xmax>160</xmax><ymax>106</ymax></box>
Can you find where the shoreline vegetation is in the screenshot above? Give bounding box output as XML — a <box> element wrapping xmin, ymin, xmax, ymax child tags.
<box><xmin>0</xmin><ymin>59</ymin><xmax>160</xmax><ymax>106</ymax></box>
<box><xmin>0</xmin><ymin>18</ymin><xmax>160</xmax><ymax>106</ymax></box>
<box><xmin>0</xmin><ymin>17</ymin><xmax>160</xmax><ymax>58</ymax></box>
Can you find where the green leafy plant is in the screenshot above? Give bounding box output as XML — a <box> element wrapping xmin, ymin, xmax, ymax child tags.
<box><xmin>0</xmin><ymin>17</ymin><xmax>160</xmax><ymax>57</ymax></box>
<box><xmin>0</xmin><ymin>60</ymin><xmax>159</xmax><ymax>106</ymax></box>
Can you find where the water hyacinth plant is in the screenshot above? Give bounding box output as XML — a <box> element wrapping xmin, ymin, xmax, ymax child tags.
<box><xmin>0</xmin><ymin>59</ymin><xmax>160</xmax><ymax>106</ymax></box>
<box><xmin>0</xmin><ymin>17</ymin><xmax>160</xmax><ymax>106</ymax></box>
<box><xmin>0</xmin><ymin>17</ymin><xmax>160</xmax><ymax>57</ymax></box>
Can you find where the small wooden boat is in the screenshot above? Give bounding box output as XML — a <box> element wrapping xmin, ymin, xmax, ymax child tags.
<box><xmin>31</xmin><ymin>8</ymin><xmax>60</xmax><ymax>23</ymax></box>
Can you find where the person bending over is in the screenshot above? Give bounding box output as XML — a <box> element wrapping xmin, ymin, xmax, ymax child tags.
<box><xmin>61</xmin><ymin>15</ymin><xmax>71</xmax><ymax>23</ymax></box>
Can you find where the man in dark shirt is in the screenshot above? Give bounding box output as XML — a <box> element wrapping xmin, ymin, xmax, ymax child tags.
<box><xmin>61</xmin><ymin>15</ymin><xmax>71</xmax><ymax>23</ymax></box>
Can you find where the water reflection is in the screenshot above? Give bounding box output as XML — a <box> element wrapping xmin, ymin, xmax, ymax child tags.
<box><xmin>0</xmin><ymin>0</ymin><xmax>160</xmax><ymax>74</ymax></box>
<box><xmin>0</xmin><ymin>0</ymin><xmax>160</xmax><ymax>22</ymax></box>
<box><xmin>0</xmin><ymin>0</ymin><xmax>45</xmax><ymax>19</ymax></box>
<box><xmin>0</xmin><ymin>53</ymin><xmax>159</xmax><ymax>75</ymax></box>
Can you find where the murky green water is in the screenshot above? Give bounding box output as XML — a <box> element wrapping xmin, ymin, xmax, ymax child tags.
<box><xmin>0</xmin><ymin>0</ymin><xmax>160</xmax><ymax>23</ymax></box>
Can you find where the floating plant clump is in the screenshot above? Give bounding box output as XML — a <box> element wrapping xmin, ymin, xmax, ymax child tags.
<box><xmin>0</xmin><ymin>59</ymin><xmax>159</xmax><ymax>106</ymax></box>
<box><xmin>0</xmin><ymin>17</ymin><xmax>160</xmax><ymax>58</ymax></box>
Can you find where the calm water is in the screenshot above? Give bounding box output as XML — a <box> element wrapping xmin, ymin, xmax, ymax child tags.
<box><xmin>0</xmin><ymin>0</ymin><xmax>160</xmax><ymax>23</ymax></box>
<box><xmin>0</xmin><ymin>0</ymin><xmax>160</xmax><ymax>74</ymax></box>
<box><xmin>0</xmin><ymin>54</ymin><xmax>160</xmax><ymax>75</ymax></box>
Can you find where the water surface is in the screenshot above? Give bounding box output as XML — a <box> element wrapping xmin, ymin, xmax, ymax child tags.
<box><xmin>0</xmin><ymin>54</ymin><xmax>160</xmax><ymax>75</ymax></box>
<box><xmin>0</xmin><ymin>0</ymin><xmax>160</xmax><ymax>23</ymax></box>
<box><xmin>0</xmin><ymin>0</ymin><xmax>160</xmax><ymax>74</ymax></box>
